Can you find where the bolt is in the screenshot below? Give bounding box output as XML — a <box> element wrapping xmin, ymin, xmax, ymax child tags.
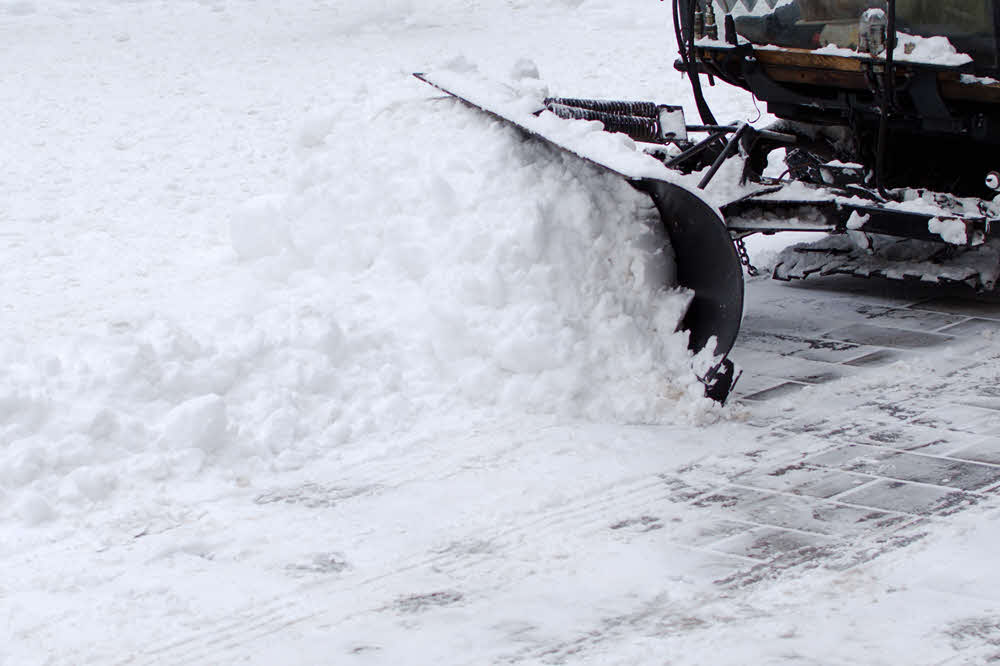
<box><xmin>987</xmin><ymin>171</ymin><xmax>1000</xmax><ymax>191</ymax></box>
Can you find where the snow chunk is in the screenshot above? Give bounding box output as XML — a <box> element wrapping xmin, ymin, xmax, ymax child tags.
<box><xmin>66</xmin><ymin>466</ymin><xmax>117</xmax><ymax>502</ymax></box>
<box><xmin>509</xmin><ymin>58</ymin><xmax>540</xmax><ymax>82</ymax></box>
<box><xmin>961</xmin><ymin>74</ymin><xmax>1000</xmax><ymax>86</ymax></box>
<box><xmin>846</xmin><ymin>211</ymin><xmax>870</xmax><ymax>230</ymax></box>
<box><xmin>813</xmin><ymin>44</ymin><xmax>859</xmax><ymax>58</ymax></box>
<box><xmin>825</xmin><ymin>160</ymin><xmax>864</xmax><ymax>170</ymax></box>
<box><xmin>928</xmin><ymin>218</ymin><xmax>968</xmax><ymax>245</ymax></box>
<box><xmin>230</xmin><ymin>195</ymin><xmax>292</xmax><ymax>260</ymax></box>
<box><xmin>14</xmin><ymin>492</ymin><xmax>55</xmax><ymax>526</ymax></box>
<box><xmin>161</xmin><ymin>394</ymin><xmax>231</xmax><ymax>453</ymax></box>
<box><xmin>813</xmin><ymin>32</ymin><xmax>972</xmax><ymax>66</ymax></box>
<box><xmin>893</xmin><ymin>34</ymin><xmax>973</xmax><ymax>66</ymax></box>
<box><xmin>298</xmin><ymin>112</ymin><xmax>338</xmax><ymax>149</ymax></box>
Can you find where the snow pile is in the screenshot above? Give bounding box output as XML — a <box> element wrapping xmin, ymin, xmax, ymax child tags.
<box><xmin>892</xmin><ymin>33</ymin><xmax>974</xmax><ymax>66</ymax></box>
<box><xmin>245</xmin><ymin>71</ymin><xmax>709</xmax><ymax>423</ymax></box>
<box><xmin>0</xmin><ymin>61</ymin><xmax>718</xmax><ymax>524</ymax></box>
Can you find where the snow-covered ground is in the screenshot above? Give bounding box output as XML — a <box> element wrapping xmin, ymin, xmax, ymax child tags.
<box><xmin>4</xmin><ymin>1</ymin><xmax>1000</xmax><ymax>664</ymax></box>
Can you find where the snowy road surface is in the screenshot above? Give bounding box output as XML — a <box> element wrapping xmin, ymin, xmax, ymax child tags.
<box><xmin>4</xmin><ymin>1</ymin><xmax>1000</xmax><ymax>664</ymax></box>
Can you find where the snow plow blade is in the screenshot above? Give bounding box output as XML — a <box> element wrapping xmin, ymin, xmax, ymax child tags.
<box><xmin>633</xmin><ymin>178</ymin><xmax>743</xmax><ymax>355</ymax></box>
<box><xmin>413</xmin><ymin>71</ymin><xmax>745</xmax><ymax>359</ymax></box>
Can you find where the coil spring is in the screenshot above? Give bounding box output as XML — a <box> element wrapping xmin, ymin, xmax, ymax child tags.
<box><xmin>545</xmin><ymin>103</ymin><xmax>661</xmax><ymax>144</ymax></box>
<box><xmin>544</xmin><ymin>97</ymin><xmax>659</xmax><ymax>119</ymax></box>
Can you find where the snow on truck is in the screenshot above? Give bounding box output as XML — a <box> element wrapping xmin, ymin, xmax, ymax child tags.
<box><xmin>417</xmin><ymin>0</ymin><xmax>1000</xmax><ymax>401</ymax></box>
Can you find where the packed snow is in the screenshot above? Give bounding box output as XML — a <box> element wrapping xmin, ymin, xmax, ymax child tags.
<box><xmin>4</xmin><ymin>1</ymin><xmax>1000</xmax><ymax>665</ymax></box>
<box><xmin>891</xmin><ymin>32</ymin><xmax>975</xmax><ymax>66</ymax></box>
<box><xmin>814</xmin><ymin>32</ymin><xmax>974</xmax><ymax>66</ymax></box>
<box><xmin>929</xmin><ymin>217</ymin><xmax>969</xmax><ymax>246</ymax></box>
<box><xmin>962</xmin><ymin>73</ymin><xmax>1000</xmax><ymax>86</ymax></box>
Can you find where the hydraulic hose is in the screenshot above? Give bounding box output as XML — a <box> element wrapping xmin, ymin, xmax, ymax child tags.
<box><xmin>875</xmin><ymin>0</ymin><xmax>896</xmax><ymax>199</ymax></box>
<box><xmin>673</xmin><ymin>0</ymin><xmax>718</xmax><ymax>126</ymax></box>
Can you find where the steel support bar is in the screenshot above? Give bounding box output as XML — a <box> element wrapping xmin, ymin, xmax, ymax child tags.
<box><xmin>698</xmin><ymin>123</ymin><xmax>751</xmax><ymax>189</ymax></box>
<box><xmin>723</xmin><ymin>198</ymin><xmax>991</xmax><ymax>246</ymax></box>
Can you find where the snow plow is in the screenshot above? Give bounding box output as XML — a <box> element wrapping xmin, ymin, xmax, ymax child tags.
<box><xmin>417</xmin><ymin>0</ymin><xmax>1000</xmax><ymax>401</ymax></box>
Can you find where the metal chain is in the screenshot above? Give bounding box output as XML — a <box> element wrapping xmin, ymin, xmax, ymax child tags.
<box><xmin>735</xmin><ymin>237</ymin><xmax>760</xmax><ymax>277</ymax></box>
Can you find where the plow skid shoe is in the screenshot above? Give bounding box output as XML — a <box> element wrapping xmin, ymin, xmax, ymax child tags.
<box><xmin>414</xmin><ymin>70</ymin><xmax>745</xmax><ymax>357</ymax></box>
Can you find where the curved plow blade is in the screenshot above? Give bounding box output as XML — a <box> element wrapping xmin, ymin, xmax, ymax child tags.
<box><xmin>413</xmin><ymin>71</ymin><xmax>746</xmax><ymax>399</ymax></box>
<box><xmin>635</xmin><ymin>179</ymin><xmax>745</xmax><ymax>357</ymax></box>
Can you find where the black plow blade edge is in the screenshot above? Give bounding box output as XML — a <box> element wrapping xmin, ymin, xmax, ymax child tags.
<box><xmin>634</xmin><ymin>179</ymin><xmax>745</xmax><ymax>358</ymax></box>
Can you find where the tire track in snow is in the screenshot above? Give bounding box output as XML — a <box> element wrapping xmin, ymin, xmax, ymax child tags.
<box><xmin>129</xmin><ymin>471</ymin><xmax>732</xmax><ymax>665</ymax></box>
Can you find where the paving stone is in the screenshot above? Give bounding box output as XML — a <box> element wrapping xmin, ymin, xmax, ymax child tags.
<box><xmin>960</xmin><ymin>397</ymin><xmax>1000</xmax><ymax>412</ymax></box>
<box><xmin>691</xmin><ymin>553</ymin><xmax>759</xmax><ymax>579</ymax></box>
<box><xmin>803</xmin><ymin>444</ymin><xmax>897</xmax><ymax>473</ymax></box>
<box><xmin>779</xmin><ymin>366</ymin><xmax>850</xmax><ymax>386</ymax></box>
<box><xmin>842</xmin><ymin>349</ymin><xmax>903</xmax><ymax>367</ymax></box>
<box><xmin>741</xmin><ymin>381</ymin><xmax>808</xmax><ymax>402</ymax></box>
<box><xmin>694</xmin><ymin>486</ymin><xmax>895</xmax><ymax>537</ymax></box>
<box><xmin>736</xmin><ymin>352</ymin><xmax>851</xmax><ymax>385</ymax></box>
<box><xmin>735</xmin><ymin>330</ymin><xmax>860</xmax><ymax>357</ymax></box>
<box><xmin>912</xmin><ymin>404</ymin><xmax>1000</xmax><ymax>435</ymax></box>
<box><xmin>901</xmin><ymin>437</ymin><xmax>968</xmax><ymax>457</ymax></box>
<box><xmin>837</xmin><ymin>479</ymin><xmax>980</xmax><ymax>515</ymax></box>
<box><xmin>771</xmin><ymin>415</ymin><xmax>902</xmax><ymax>448</ymax></box>
<box><xmin>809</xmin><ymin>501</ymin><xmax>907</xmax><ymax>532</ymax></box>
<box><xmin>861</xmin><ymin>307</ymin><xmax>967</xmax><ymax>332</ymax></box>
<box><xmin>787</xmin><ymin>344</ymin><xmax>879</xmax><ymax>364</ymax></box>
<box><xmin>870</xmin><ymin>425</ymin><xmax>983</xmax><ymax>453</ymax></box>
<box><xmin>734</xmin><ymin>464</ymin><xmax>873</xmax><ymax>500</ymax></box>
<box><xmin>948</xmin><ymin>438</ymin><xmax>1000</xmax><ymax>467</ymax></box>
<box><xmin>674</xmin><ymin>519</ymin><xmax>755</xmax><ymax>547</ymax></box>
<box><xmin>659</xmin><ymin>475</ymin><xmax>714</xmax><ymax>504</ymax></box>
<box><xmin>882</xmin><ymin>453</ymin><xmax>1000</xmax><ymax>491</ymax></box>
<box><xmin>735</xmin><ymin>330</ymin><xmax>872</xmax><ymax>364</ymax></box>
<box><xmin>938</xmin><ymin>318</ymin><xmax>1000</xmax><ymax>337</ymax></box>
<box><xmin>822</xmin><ymin>323</ymin><xmax>953</xmax><ymax>349</ymax></box>
<box><xmin>817</xmin><ymin>524</ymin><xmax>930</xmax><ymax>572</ymax></box>
<box><xmin>850</xmin><ymin>422</ymin><xmax>949</xmax><ymax>449</ymax></box>
<box><xmin>710</xmin><ymin>526</ymin><xmax>834</xmax><ymax>561</ymax></box>
<box><xmin>804</xmin><ymin>444</ymin><xmax>1000</xmax><ymax>491</ymax></box>
<box><xmin>740</xmin><ymin>312</ymin><xmax>843</xmax><ymax>340</ymax></box>
<box><xmin>908</xmin><ymin>297</ymin><xmax>1000</xmax><ymax>321</ymax></box>
<box><xmin>732</xmin><ymin>373</ymin><xmax>792</xmax><ymax>399</ymax></box>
